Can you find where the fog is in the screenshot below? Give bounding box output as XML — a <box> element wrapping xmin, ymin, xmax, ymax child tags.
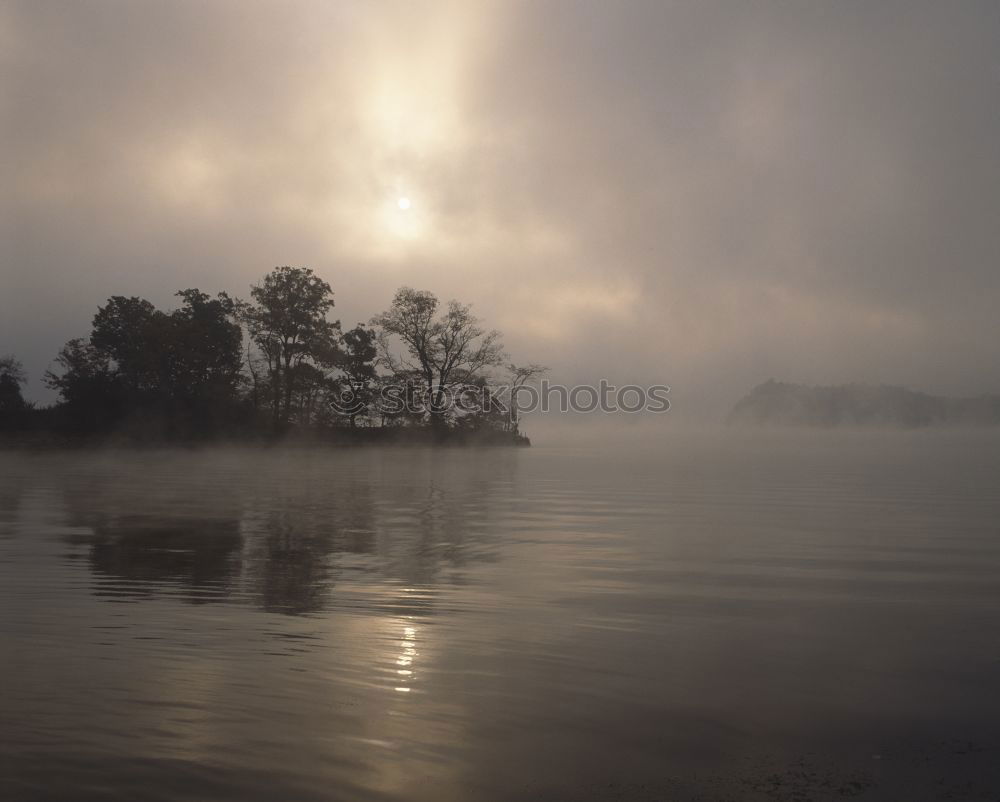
<box><xmin>3</xmin><ymin>1</ymin><xmax>1000</xmax><ymax>421</ymax></box>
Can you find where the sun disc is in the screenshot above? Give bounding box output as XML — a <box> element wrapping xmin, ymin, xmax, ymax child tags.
<box><xmin>397</xmin><ymin>196</ymin><xmax>411</xmax><ymax>211</ymax></box>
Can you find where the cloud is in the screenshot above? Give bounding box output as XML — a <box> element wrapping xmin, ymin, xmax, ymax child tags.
<box><xmin>2</xmin><ymin>0</ymin><xmax>999</xmax><ymax>416</ymax></box>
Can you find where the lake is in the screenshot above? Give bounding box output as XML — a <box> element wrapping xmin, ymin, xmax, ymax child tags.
<box><xmin>2</xmin><ymin>431</ymin><xmax>999</xmax><ymax>801</ymax></box>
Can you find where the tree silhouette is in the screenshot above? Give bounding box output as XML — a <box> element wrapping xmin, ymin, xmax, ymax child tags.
<box><xmin>336</xmin><ymin>325</ymin><xmax>378</xmax><ymax>427</ymax></box>
<box><xmin>372</xmin><ymin>288</ymin><xmax>505</xmax><ymax>429</ymax></box>
<box><xmin>0</xmin><ymin>355</ymin><xmax>29</xmax><ymax>427</ymax></box>
<box><xmin>22</xmin><ymin>269</ymin><xmax>536</xmax><ymax>443</ymax></box>
<box><xmin>239</xmin><ymin>267</ymin><xmax>340</xmax><ymax>430</ymax></box>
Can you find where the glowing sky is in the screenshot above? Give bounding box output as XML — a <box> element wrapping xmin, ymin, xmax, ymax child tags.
<box><xmin>2</xmin><ymin>1</ymin><xmax>999</xmax><ymax>416</ymax></box>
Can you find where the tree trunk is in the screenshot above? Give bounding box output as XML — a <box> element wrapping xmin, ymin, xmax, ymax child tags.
<box><xmin>271</xmin><ymin>362</ymin><xmax>282</xmax><ymax>430</ymax></box>
<box><xmin>282</xmin><ymin>351</ymin><xmax>294</xmax><ymax>427</ymax></box>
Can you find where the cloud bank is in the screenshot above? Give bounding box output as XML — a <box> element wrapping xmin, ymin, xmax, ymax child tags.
<box><xmin>2</xmin><ymin>0</ymin><xmax>999</xmax><ymax>417</ymax></box>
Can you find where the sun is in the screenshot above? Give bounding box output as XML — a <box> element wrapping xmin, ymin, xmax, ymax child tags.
<box><xmin>379</xmin><ymin>192</ymin><xmax>425</xmax><ymax>241</ymax></box>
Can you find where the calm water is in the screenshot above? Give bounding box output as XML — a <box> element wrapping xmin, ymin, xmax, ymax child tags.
<box><xmin>2</xmin><ymin>432</ymin><xmax>1000</xmax><ymax>801</ymax></box>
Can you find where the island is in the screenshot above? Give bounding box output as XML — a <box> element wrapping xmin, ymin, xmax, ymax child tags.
<box><xmin>729</xmin><ymin>379</ymin><xmax>1000</xmax><ymax>428</ymax></box>
<box><xmin>0</xmin><ymin>267</ymin><xmax>544</xmax><ymax>447</ymax></box>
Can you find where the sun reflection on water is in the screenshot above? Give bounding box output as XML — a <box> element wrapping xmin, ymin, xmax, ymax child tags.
<box><xmin>393</xmin><ymin>624</ymin><xmax>419</xmax><ymax>693</ymax></box>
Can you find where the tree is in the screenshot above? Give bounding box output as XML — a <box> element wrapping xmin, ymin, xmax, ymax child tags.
<box><xmin>0</xmin><ymin>355</ymin><xmax>26</xmax><ymax>386</ymax></box>
<box><xmin>287</xmin><ymin>362</ymin><xmax>334</xmax><ymax>427</ymax></box>
<box><xmin>54</xmin><ymin>291</ymin><xmax>243</xmax><ymax>436</ymax></box>
<box><xmin>90</xmin><ymin>296</ymin><xmax>162</xmax><ymax>394</ymax></box>
<box><xmin>239</xmin><ymin>266</ymin><xmax>340</xmax><ymax>430</ymax></box>
<box><xmin>451</xmin><ymin>375</ymin><xmax>508</xmax><ymax>433</ymax></box>
<box><xmin>372</xmin><ymin>288</ymin><xmax>505</xmax><ymax>428</ymax></box>
<box><xmin>336</xmin><ymin>325</ymin><xmax>378</xmax><ymax>427</ymax></box>
<box><xmin>0</xmin><ymin>355</ymin><xmax>28</xmax><ymax>421</ymax></box>
<box><xmin>162</xmin><ymin>290</ymin><xmax>244</xmax><ymax>432</ymax></box>
<box><xmin>45</xmin><ymin>339</ymin><xmax>123</xmax><ymax>431</ymax></box>
<box><xmin>505</xmin><ymin>363</ymin><xmax>548</xmax><ymax>434</ymax></box>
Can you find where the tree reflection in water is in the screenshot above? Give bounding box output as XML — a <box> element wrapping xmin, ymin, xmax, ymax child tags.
<box><xmin>53</xmin><ymin>449</ymin><xmax>520</xmax><ymax>617</ymax></box>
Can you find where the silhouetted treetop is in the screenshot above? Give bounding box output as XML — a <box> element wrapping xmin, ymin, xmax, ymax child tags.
<box><xmin>0</xmin><ymin>355</ymin><xmax>28</xmax><ymax>418</ymax></box>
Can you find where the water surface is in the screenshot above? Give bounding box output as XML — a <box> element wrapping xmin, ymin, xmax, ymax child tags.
<box><xmin>2</xmin><ymin>432</ymin><xmax>999</xmax><ymax>800</ymax></box>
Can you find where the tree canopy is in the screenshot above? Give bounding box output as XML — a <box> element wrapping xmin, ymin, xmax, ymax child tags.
<box><xmin>4</xmin><ymin>267</ymin><xmax>539</xmax><ymax>444</ymax></box>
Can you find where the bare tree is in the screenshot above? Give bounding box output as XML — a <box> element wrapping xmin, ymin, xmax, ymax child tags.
<box><xmin>506</xmin><ymin>363</ymin><xmax>548</xmax><ymax>433</ymax></box>
<box><xmin>372</xmin><ymin>288</ymin><xmax>506</xmax><ymax>428</ymax></box>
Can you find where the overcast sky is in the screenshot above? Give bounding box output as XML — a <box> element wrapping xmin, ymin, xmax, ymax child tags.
<box><xmin>2</xmin><ymin>0</ymin><xmax>999</xmax><ymax>417</ymax></box>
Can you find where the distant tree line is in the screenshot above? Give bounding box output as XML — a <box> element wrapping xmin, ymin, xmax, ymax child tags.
<box><xmin>0</xmin><ymin>267</ymin><xmax>544</xmax><ymax>443</ymax></box>
<box><xmin>728</xmin><ymin>379</ymin><xmax>1000</xmax><ymax>428</ymax></box>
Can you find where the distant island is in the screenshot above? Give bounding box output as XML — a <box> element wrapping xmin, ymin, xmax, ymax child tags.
<box><xmin>729</xmin><ymin>379</ymin><xmax>1000</xmax><ymax>428</ymax></box>
<box><xmin>0</xmin><ymin>266</ymin><xmax>544</xmax><ymax>447</ymax></box>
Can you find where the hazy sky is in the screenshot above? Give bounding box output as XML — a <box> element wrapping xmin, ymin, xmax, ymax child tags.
<box><xmin>2</xmin><ymin>0</ymin><xmax>999</xmax><ymax>417</ymax></box>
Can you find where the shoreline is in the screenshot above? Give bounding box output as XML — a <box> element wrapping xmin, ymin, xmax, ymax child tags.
<box><xmin>0</xmin><ymin>428</ymin><xmax>531</xmax><ymax>451</ymax></box>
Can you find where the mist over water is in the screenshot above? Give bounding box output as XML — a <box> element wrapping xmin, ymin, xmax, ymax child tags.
<box><xmin>4</xmin><ymin>1</ymin><xmax>1000</xmax><ymax>798</ymax></box>
<box><xmin>3</xmin><ymin>431</ymin><xmax>1000</xmax><ymax>801</ymax></box>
